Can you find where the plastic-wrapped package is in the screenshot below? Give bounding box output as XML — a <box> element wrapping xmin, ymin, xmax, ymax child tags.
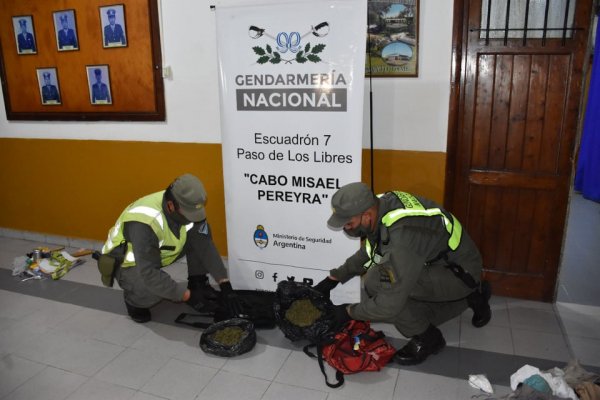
<box><xmin>200</xmin><ymin>318</ymin><xmax>256</xmax><ymax>357</ymax></box>
<box><xmin>274</xmin><ymin>281</ymin><xmax>336</xmax><ymax>342</ymax></box>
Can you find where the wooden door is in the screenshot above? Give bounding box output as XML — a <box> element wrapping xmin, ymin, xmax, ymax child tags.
<box><xmin>445</xmin><ymin>0</ymin><xmax>594</xmax><ymax>301</ymax></box>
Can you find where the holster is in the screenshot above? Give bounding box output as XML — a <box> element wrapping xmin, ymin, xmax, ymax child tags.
<box><xmin>94</xmin><ymin>241</ymin><xmax>127</xmax><ymax>287</ymax></box>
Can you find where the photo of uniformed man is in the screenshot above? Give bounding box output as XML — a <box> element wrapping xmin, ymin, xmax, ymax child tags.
<box><xmin>100</xmin><ymin>5</ymin><xmax>127</xmax><ymax>48</ymax></box>
<box><xmin>53</xmin><ymin>10</ymin><xmax>79</xmax><ymax>51</ymax></box>
<box><xmin>12</xmin><ymin>16</ymin><xmax>37</xmax><ymax>55</ymax></box>
<box><xmin>36</xmin><ymin>68</ymin><xmax>61</xmax><ymax>105</ymax></box>
<box><xmin>86</xmin><ymin>65</ymin><xmax>112</xmax><ymax>105</ymax></box>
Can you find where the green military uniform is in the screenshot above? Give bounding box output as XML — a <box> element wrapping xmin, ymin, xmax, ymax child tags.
<box><xmin>329</xmin><ymin>191</ymin><xmax>483</xmax><ymax>337</ymax></box>
<box><xmin>102</xmin><ymin>190</ymin><xmax>227</xmax><ymax>309</ymax></box>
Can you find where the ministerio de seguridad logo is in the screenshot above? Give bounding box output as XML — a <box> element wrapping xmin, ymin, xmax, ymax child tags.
<box><xmin>253</xmin><ymin>225</ymin><xmax>269</xmax><ymax>248</ymax></box>
<box><xmin>248</xmin><ymin>22</ymin><xmax>329</xmax><ymax>65</ymax></box>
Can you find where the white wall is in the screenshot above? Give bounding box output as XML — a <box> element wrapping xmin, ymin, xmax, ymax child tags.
<box><xmin>0</xmin><ymin>0</ymin><xmax>453</xmax><ymax>152</ymax></box>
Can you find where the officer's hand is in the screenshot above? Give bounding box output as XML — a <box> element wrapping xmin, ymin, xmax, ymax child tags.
<box><xmin>219</xmin><ymin>281</ymin><xmax>246</xmax><ymax>318</ymax></box>
<box><xmin>331</xmin><ymin>303</ymin><xmax>352</xmax><ymax>331</ymax></box>
<box><xmin>313</xmin><ymin>276</ymin><xmax>339</xmax><ymax>299</ymax></box>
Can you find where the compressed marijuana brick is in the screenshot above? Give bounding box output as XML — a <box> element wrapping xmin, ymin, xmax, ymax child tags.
<box><xmin>285</xmin><ymin>298</ymin><xmax>323</xmax><ymax>327</ymax></box>
<box><xmin>210</xmin><ymin>326</ymin><xmax>244</xmax><ymax>346</ymax></box>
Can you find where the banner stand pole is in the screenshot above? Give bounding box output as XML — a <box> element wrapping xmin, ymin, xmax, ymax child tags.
<box><xmin>367</xmin><ymin>15</ymin><xmax>375</xmax><ymax>192</ymax></box>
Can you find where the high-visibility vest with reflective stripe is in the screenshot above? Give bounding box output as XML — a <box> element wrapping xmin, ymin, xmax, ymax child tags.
<box><xmin>364</xmin><ymin>191</ymin><xmax>462</xmax><ymax>269</ymax></box>
<box><xmin>102</xmin><ymin>191</ymin><xmax>193</xmax><ymax>268</ymax></box>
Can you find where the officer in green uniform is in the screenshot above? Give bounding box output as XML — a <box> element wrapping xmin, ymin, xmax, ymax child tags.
<box><xmin>314</xmin><ymin>182</ymin><xmax>491</xmax><ymax>365</ymax></box>
<box><xmin>101</xmin><ymin>174</ymin><xmax>242</xmax><ymax>323</ymax></box>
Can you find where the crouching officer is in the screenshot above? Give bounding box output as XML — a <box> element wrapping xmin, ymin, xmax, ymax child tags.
<box><xmin>314</xmin><ymin>182</ymin><xmax>491</xmax><ymax>365</ymax></box>
<box><xmin>99</xmin><ymin>173</ymin><xmax>242</xmax><ymax>323</ymax></box>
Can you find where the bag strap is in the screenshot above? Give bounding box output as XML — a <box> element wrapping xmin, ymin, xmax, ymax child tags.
<box><xmin>303</xmin><ymin>342</ymin><xmax>344</xmax><ymax>388</ymax></box>
<box><xmin>174</xmin><ymin>313</ymin><xmax>213</xmax><ymax>329</ymax></box>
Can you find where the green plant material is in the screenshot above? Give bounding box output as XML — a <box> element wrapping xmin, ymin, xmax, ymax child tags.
<box><xmin>211</xmin><ymin>326</ymin><xmax>244</xmax><ymax>346</ymax></box>
<box><xmin>285</xmin><ymin>299</ymin><xmax>322</xmax><ymax>327</ymax></box>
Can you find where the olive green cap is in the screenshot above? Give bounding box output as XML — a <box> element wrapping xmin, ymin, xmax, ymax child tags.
<box><xmin>327</xmin><ymin>182</ymin><xmax>375</xmax><ymax>228</ymax></box>
<box><xmin>170</xmin><ymin>174</ymin><xmax>207</xmax><ymax>222</ymax></box>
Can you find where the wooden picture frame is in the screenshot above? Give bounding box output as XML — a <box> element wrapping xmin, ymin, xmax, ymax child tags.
<box><xmin>99</xmin><ymin>4</ymin><xmax>128</xmax><ymax>48</ymax></box>
<box><xmin>12</xmin><ymin>15</ymin><xmax>37</xmax><ymax>55</ymax></box>
<box><xmin>0</xmin><ymin>0</ymin><xmax>165</xmax><ymax>121</ymax></box>
<box><xmin>36</xmin><ymin>67</ymin><xmax>61</xmax><ymax>105</ymax></box>
<box><xmin>86</xmin><ymin>65</ymin><xmax>112</xmax><ymax>105</ymax></box>
<box><xmin>366</xmin><ymin>0</ymin><xmax>419</xmax><ymax>77</ymax></box>
<box><xmin>53</xmin><ymin>9</ymin><xmax>79</xmax><ymax>52</ymax></box>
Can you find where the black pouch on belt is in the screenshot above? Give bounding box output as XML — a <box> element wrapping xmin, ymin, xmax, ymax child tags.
<box><xmin>93</xmin><ymin>241</ymin><xmax>127</xmax><ymax>287</ymax></box>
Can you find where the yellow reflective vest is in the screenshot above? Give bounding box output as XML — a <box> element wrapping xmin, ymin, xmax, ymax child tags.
<box><xmin>364</xmin><ymin>191</ymin><xmax>462</xmax><ymax>269</ymax></box>
<box><xmin>102</xmin><ymin>191</ymin><xmax>193</xmax><ymax>268</ymax></box>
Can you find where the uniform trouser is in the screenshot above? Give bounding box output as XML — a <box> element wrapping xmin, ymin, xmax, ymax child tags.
<box><xmin>391</xmin><ymin>297</ymin><xmax>469</xmax><ymax>337</ymax></box>
<box><xmin>388</xmin><ymin>264</ymin><xmax>475</xmax><ymax>337</ymax></box>
<box><xmin>116</xmin><ymin>227</ymin><xmax>217</xmax><ymax>309</ymax></box>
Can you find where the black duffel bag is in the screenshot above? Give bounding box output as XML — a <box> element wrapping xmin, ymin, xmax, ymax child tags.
<box><xmin>176</xmin><ymin>289</ymin><xmax>276</xmax><ymax>330</ymax></box>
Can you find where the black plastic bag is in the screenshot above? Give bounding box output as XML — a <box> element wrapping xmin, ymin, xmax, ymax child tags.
<box><xmin>274</xmin><ymin>281</ymin><xmax>336</xmax><ymax>342</ymax></box>
<box><xmin>199</xmin><ymin>318</ymin><xmax>256</xmax><ymax>357</ymax></box>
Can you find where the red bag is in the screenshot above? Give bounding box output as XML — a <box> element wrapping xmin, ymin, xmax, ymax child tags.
<box><xmin>305</xmin><ymin>320</ymin><xmax>396</xmax><ymax>388</ymax></box>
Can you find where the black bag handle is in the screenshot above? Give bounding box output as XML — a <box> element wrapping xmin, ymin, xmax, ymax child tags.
<box><xmin>303</xmin><ymin>340</ymin><xmax>344</xmax><ymax>388</ymax></box>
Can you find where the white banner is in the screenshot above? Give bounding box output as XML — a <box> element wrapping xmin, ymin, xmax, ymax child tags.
<box><xmin>216</xmin><ymin>0</ymin><xmax>367</xmax><ymax>303</ymax></box>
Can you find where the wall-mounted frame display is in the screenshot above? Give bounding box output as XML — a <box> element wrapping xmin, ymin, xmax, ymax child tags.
<box><xmin>86</xmin><ymin>65</ymin><xmax>112</xmax><ymax>105</ymax></box>
<box><xmin>53</xmin><ymin>10</ymin><xmax>79</xmax><ymax>52</ymax></box>
<box><xmin>0</xmin><ymin>1</ymin><xmax>165</xmax><ymax>121</ymax></box>
<box><xmin>36</xmin><ymin>68</ymin><xmax>61</xmax><ymax>105</ymax></box>
<box><xmin>100</xmin><ymin>4</ymin><xmax>128</xmax><ymax>48</ymax></box>
<box><xmin>366</xmin><ymin>0</ymin><xmax>419</xmax><ymax>77</ymax></box>
<box><xmin>12</xmin><ymin>15</ymin><xmax>37</xmax><ymax>55</ymax></box>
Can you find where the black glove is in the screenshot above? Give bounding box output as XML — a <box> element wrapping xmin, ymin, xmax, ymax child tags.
<box><xmin>313</xmin><ymin>277</ymin><xmax>339</xmax><ymax>299</ymax></box>
<box><xmin>331</xmin><ymin>303</ymin><xmax>352</xmax><ymax>330</ymax></box>
<box><xmin>219</xmin><ymin>281</ymin><xmax>246</xmax><ymax>318</ymax></box>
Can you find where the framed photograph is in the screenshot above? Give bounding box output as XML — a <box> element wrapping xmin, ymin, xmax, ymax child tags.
<box><xmin>366</xmin><ymin>0</ymin><xmax>419</xmax><ymax>77</ymax></box>
<box><xmin>86</xmin><ymin>65</ymin><xmax>112</xmax><ymax>105</ymax></box>
<box><xmin>36</xmin><ymin>68</ymin><xmax>61</xmax><ymax>105</ymax></box>
<box><xmin>12</xmin><ymin>15</ymin><xmax>37</xmax><ymax>55</ymax></box>
<box><xmin>53</xmin><ymin>10</ymin><xmax>79</xmax><ymax>51</ymax></box>
<box><xmin>99</xmin><ymin>4</ymin><xmax>128</xmax><ymax>48</ymax></box>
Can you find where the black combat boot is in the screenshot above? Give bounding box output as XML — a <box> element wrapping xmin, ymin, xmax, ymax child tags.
<box><xmin>467</xmin><ymin>280</ymin><xmax>492</xmax><ymax>328</ymax></box>
<box><xmin>125</xmin><ymin>302</ymin><xmax>151</xmax><ymax>323</ymax></box>
<box><xmin>394</xmin><ymin>324</ymin><xmax>446</xmax><ymax>365</ymax></box>
<box><xmin>186</xmin><ymin>275</ymin><xmax>219</xmax><ymax>314</ymax></box>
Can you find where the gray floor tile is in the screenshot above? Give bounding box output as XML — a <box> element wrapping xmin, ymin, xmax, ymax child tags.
<box><xmin>556</xmin><ymin>302</ymin><xmax>600</xmax><ymax>340</ymax></box>
<box><xmin>0</xmin><ymin>354</ymin><xmax>46</xmax><ymax>398</ymax></box>
<box><xmin>130</xmin><ymin>322</ymin><xmax>226</xmax><ymax>369</ymax></box>
<box><xmin>392</xmin><ymin>370</ymin><xmax>461</xmax><ymax>400</ymax></box>
<box><xmin>460</xmin><ymin>324</ymin><xmax>514</xmax><ymax>354</ymax></box>
<box><xmin>511</xmin><ymin>329</ymin><xmax>571</xmax><ymax>362</ymax></box>
<box><xmin>261</xmin><ymin>382</ymin><xmax>327</xmax><ymax>400</ymax></box>
<box><xmin>91</xmin><ymin>314</ymin><xmax>150</xmax><ymax>347</ymax></box>
<box><xmin>568</xmin><ymin>336</ymin><xmax>600</xmax><ymax>367</ymax></box>
<box><xmin>13</xmin><ymin>330</ymin><xmax>125</xmax><ymax>377</ymax></box>
<box><xmin>94</xmin><ymin>348</ymin><xmax>170</xmax><ymax>390</ymax></box>
<box><xmin>64</xmin><ymin>378</ymin><xmax>137</xmax><ymax>400</ymax></box>
<box><xmin>507</xmin><ymin>304</ymin><xmax>562</xmax><ymax>333</ymax></box>
<box><xmin>2</xmin><ymin>366</ymin><xmax>87</xmax><ymax>400</ymax></box>
<box><xmin>222</xmin><ymin>342</ymin><xmax>291</xmax><ymax>380</ymax></box>
<box><xmin>141</xmin><ymin>358</ymin><xmax>219</xmax><ymax>400</ymax></box>
<box><xmin>195</xmin><ymin>370</ymin><xmax>270</xmax><ymax>400</ymax></box>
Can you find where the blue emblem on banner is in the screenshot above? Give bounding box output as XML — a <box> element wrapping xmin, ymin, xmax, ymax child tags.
<box><xmin>254</xmin><ymin>225</ymin><xmax>269</xmax><ymax>248</ymax></box>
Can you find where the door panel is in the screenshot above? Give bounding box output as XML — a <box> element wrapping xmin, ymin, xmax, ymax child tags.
<box><xmin>446</xmin><ymin>0</ymin><xmax>593</xmax><ymax>301</ymax></box>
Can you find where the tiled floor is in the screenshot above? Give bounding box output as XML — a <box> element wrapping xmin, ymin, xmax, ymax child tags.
<box><xmin>1</xmin><ymin>229</ymin><xmax>599</xmax><ymax>400</ymax></box>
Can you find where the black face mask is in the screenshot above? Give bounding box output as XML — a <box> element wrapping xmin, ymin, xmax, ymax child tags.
<box><xmin>169</xmin><ymin>209</ymin><xmax>190</xmax><ymax>225</ymax></box>
<box><xmin>343</xmin><ymin>215</ymin><xmax>372</xmax><ymax>238</ymax></box>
